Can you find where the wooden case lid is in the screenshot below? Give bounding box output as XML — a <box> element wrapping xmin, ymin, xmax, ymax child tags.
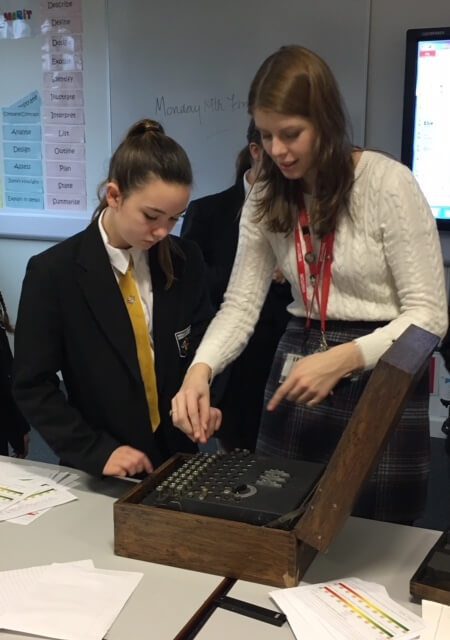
<box><xmin>294</xmin><ymin>325</ymin><xmax>439</xmax><ymax>552</ymax></box>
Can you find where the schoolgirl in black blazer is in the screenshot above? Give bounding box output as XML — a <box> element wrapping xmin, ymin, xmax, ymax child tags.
<box><xmin>13</xmin><ymin>119</ymin><xmax>220</xmax><ymax>477</ymax></box>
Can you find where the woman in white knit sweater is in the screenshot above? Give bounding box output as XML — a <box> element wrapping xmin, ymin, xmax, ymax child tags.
<box><xmin>172</xmin><ymin>45</ymin><xmax>448</xmax><ymax>522</ymax></box>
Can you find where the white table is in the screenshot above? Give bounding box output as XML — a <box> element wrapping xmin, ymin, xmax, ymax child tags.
<box><xmin>0</xmin><ymin>456</ymin><xmax>442</xmax><ymax>639</ymax></box>
<box><xmin>0</xmin><ymin>457</ymin><xmax>221</xmax><ymax>639</ymax></box>
<box><xmin>197</xmin><ymin>517</ymin><xmax>441</xmax><ymax>639</ymax></box>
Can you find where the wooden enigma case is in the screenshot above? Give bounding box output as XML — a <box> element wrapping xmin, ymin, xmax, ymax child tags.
<box><xmin>114</xmin><ymin>325</ymin><xmax>438</xmax><ymax>588</ymax></box>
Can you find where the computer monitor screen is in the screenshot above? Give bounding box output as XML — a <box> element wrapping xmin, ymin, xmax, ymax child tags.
<box><xmin>401</xmin><ymin>27</ymin><xmax>450</xmax><ymax>232</ymax></box>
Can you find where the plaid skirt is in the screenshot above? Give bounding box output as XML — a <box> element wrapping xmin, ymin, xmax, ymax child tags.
<box><xmin>256</xmin><ymin>317</ymin><xmax>431</xmax><ymax>523</ymax></box>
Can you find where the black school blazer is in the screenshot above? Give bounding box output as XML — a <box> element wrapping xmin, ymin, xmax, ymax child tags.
<box><xmin>181</xmin><ymin>181</ymin><xmax>244</xmax><ymax>310</ymax></box>
<box><xmin>181</xmin><ymin>181</ymin><xmax>292</xmax><ymax>321</ymax></box>
<box><xmin>13</xmin><ymin>221</ymin><xmax>213</xmax><ymax>475</ymax></box>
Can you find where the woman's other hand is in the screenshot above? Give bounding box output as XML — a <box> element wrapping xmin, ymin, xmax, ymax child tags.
<box><xmin>267</xmin><ymin>342</ymin><xmax>363</xmax><ymax>410</ymax></box>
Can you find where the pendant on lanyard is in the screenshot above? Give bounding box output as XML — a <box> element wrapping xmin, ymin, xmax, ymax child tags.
<box><xmin>317</xmin><ymin>331</ymin><xmax>329</xmax><ymax>352</ymax></box>
<box><xmin>294</xmin><ymin>194</ymin><xmax>335</xmax><ymax>354</ymax></box>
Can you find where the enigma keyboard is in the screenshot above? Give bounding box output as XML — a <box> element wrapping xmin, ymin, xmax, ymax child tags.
<box><xmin>142</xmin><ymin>449</ymin><xmax>324</xmax><ymax>526</ymax></box>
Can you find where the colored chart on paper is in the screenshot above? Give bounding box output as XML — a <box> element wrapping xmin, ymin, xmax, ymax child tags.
<box><xmin>316</xmin><ymin>580</ymin><xmax>419</xmax><ymax>639</ymax></box>
<box><xmin>271</xmin><ymin>577</ymin><xmax>425</xmax><ymax>640</ymax></box>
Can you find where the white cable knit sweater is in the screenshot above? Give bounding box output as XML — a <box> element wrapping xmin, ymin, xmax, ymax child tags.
<box><xmin>192</xmin><ymin>151</ymin><xmax>448</xmax><ymax>375</ymax></box>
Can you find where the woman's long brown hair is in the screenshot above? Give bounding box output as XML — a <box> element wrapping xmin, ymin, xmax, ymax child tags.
<box><xmin>248</xmin><ymin>45</ymin><xmax>354</xmax><ymax>238</ymax></box>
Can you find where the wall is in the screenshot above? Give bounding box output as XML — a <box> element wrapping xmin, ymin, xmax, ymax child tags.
<box><xmin>0</xmin><ymin>0</ymin><xmax>109</xmax><ymax>321</ymax></box>
<box><xmin>0</xmin><ymin>0</ymin><xmax>110</xmax><ymax>241</ymax></box>
<box><xmin>0</xmin><ymin>237</ymin><xmax>53</xmax><ymax>347</ymax></box>
<box><xmin>107</xmin><ymin>0</ymin><xmax>370</xmax><ymax>200</ymax></box>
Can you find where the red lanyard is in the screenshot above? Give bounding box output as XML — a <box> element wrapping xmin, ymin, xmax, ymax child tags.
<box><xmin>294</xmin><ymin>197</ymin><xmax>334</xmax><ymax>337</ymax></box>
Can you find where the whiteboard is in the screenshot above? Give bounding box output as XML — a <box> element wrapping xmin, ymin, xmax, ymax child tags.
<box><xmin>107</xmin><ymin>0</ymin><xmax>371</xmax><ymax>198</ymax></box>
<box><xmin>0</xmin><ymin>0</ymin><xmax>110</xmax><ymax>240</ymax></box>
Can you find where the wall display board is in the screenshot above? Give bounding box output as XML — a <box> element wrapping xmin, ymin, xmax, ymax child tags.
<box><xmin>0</xmin><ymin>0</ymin><xmax>109</xmax><ymax>240</ymax></box>
<box><xmin>107</xmin><ymin>0</ymin><xmax>371</xmax><ymax>199</ymax></box>
<box><xmin>0</xmin><ymin>0</ymin><xmax>370</xmax><ymax>239</ymax></box>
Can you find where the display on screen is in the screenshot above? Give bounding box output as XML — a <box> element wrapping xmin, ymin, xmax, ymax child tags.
<box><xmin>401</xmin><ymin>27</ymin><xmax>450</xmax><ymax>231</ymax></box>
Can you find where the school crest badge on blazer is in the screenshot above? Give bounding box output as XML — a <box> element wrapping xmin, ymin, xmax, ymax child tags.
<box><xmin>175</xmin><ymin>325</ymin><xmax>191</xmax><ymax>358</ymax></box>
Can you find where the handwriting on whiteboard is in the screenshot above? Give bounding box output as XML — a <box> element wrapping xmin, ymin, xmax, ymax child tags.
<box><xmin>155</xmin><ymin>93</ymin><xmax>247</xmax><ymax>125</ymax></box>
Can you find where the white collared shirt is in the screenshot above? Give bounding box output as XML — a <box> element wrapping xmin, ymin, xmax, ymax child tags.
<box><xmin>243</xmin><ymin>170</ymin><xmax>252</xmax><ymax>197</ymax></box>
<box><xmin>98</xmin><ymin>210</ymin><xmax>154</xmax><ymax>333</ymax></box>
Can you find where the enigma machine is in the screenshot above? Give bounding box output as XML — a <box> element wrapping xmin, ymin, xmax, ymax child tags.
<box><xmin>114</xmin><ymin>326</ymin><xmax>439</xmax><ymax>589</ymax></box>
<box><xmin>141</xmin><ymin>449</ymin><xmax>324</xmax><ymax>527</ymax></box>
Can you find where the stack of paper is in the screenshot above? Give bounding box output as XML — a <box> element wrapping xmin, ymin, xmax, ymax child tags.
<box><xmin>270</xmin><ymin>577</ymin><xmax>425</xmax><ymax>640</ymax></box>
<box><xmin>0</xmin><ymin>560</ymin><xmax>143</xmax><ymax>640</ymax></box>
<box><xmin>421</xmin><ymin>599</ymin><xmax>450</xmax><ymax>639</ymax></box>
<box><xmin>15</xmin><ymin>464</ymin><xmax>80</xmax><ymax>489</ymax></box>
<box><xmin>0</xmin><ymin>461</ymin><xmax>78</xmax><ymax>525</ymax></box>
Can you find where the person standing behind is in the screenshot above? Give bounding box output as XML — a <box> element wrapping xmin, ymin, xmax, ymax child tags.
<box><xmin>13</xmin><ymin>119</ymin><xmax>220</xmax><ymax>478</ymax></box>
<box><xmin>0</xmin><ymin>291</ymin><xmax>30</xmax><ymax>457</ymax></box>
<box><xmin>181</xmin><ymin>121</ymin><xmax>291</xmax><ymax>450</ymax></box>
<box><xmin>172</xmin><ymin>46</ymin><xmax>448</xmax><ymax>524</ymax></box>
